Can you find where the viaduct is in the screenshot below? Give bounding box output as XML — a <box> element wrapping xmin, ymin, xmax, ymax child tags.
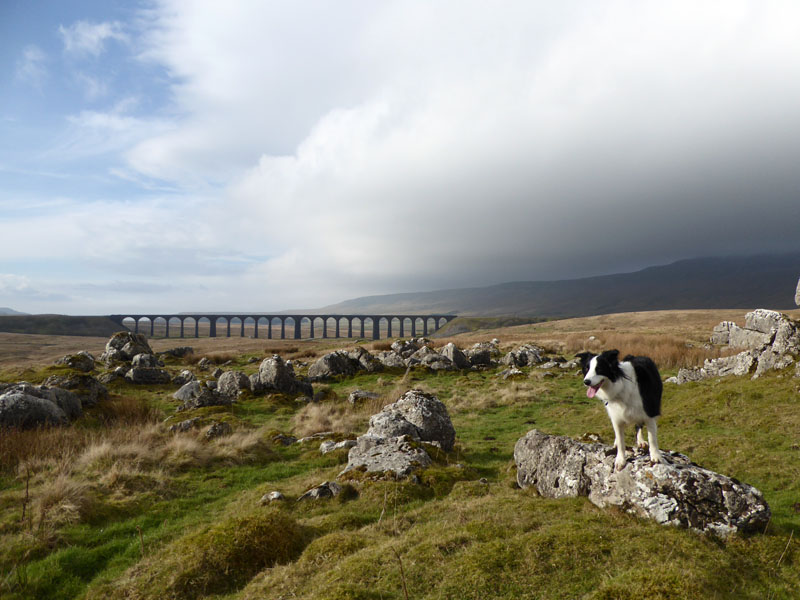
<box><xmin>108</xmin><ymin>314</ymin><xmax>458</xmax><ymax>341</ymax></box>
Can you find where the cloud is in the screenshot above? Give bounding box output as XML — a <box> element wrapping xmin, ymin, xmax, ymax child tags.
<box><xmin>15</xmin><ymin>45</ymin><xmax>47</xmax><ymax>88</ymax></box>
<box><xmin>59</xmin><ymin>20</ymin><xmax>128</xmax><ymax>56</ymax></box>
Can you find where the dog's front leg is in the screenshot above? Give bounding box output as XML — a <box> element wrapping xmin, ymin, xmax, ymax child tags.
<box><xmin>645</xmin><ymin>418</ymin><xmax>664</xmax><ymax>464</ymax></box>
<box><xmin>611</xmin><ymin>419</ymin><xmax>627</xmax><ymax>471</ymax></box>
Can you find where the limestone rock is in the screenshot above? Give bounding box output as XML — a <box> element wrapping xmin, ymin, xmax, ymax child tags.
<box><xmin>375</xmin><ymin>351</ymin><xmax>406</xmax><ymax>369</ymax></box>
<box><xmin>161</xmin><ymin>346</ymin><xmax>194</xmax><ymax>359</ymax></box>
<box><xmin>348</xmin><ymin>389</ymin><xmax>380</xmax><ymax>405</ymax></box>
<box><xmin>174</xmin><ymin>381</ymin><xmax>202</xmax><ymax>402</ymax></box>
<box><xmin>308</xmin><ymin>350</ymin><xmax>358</xmax><ymax>381</ymax></box>
<box><xmin>386</xmin><ymin>389</ymin><xmax>456</xmax><ymax>451</ymax></box>
<box><xmin>55</xmin><ymin>351</ymin><xmax>95</xmax><ymax>372</ymax></box>
<box><xmin>257</xmin><ymin>355</ymin><xmax>312</xmax><ymax>396</ymax></box>
<box><xmin>297</xmin><ymin>481</ymin><xmax>341</xmax><ymax>501</ymax></box>
<box><xmin>501</xmin><ymin>344</ymin><xmax>544</xmax><ymax>367</ymax></box>
<box><xmin>710</xmin><ymin>322</ymin><xmax>736</xmax><ymax>345</ymax></box>
<box><xmin>125</xmin><ymin>367</ymin><xmax>171</xmax><ymax>385</ymax></box>
<box><xmin>260</xmin><ymin>491</ymin><xmax>285</xmax><ymax>504</ymax></box>
<box><xmin>169</xmin><ymin>417</ymin><xmax>201</xmax><ymax>433</ymax></box>
<box><xmin>42</xmin><ymin>374</ymin><xmax>107</xmax><ymax>407</ymax></box>
<box><xmin>205</xmin><ymin>421</ymin><xmax>232</xmax><ymax>439</ymax></box>
<box><xmin>744</xmin><ymin>309</ymin><xmax>784</xmax><ymax>335</ymax></box>
<box><xmin>347</xmin><ymin>347</ymin><xmax>383</xmax><ymax>373</ymax></box>
<box><xmin>172</xmin><ymin>370</ymin><xmax>196</xmax><ymax>386</ymax></box>
<box><xmin>131</xmin><ymin>353</ymin><xmax>162</xmax><ymax>368</ymax></box>
<box><xmin>500</xmin><ymin>367</ymin><xmax>525</xmax><ymax>380</ymax></box>
<box><xmin>320</xmin><ymin>439</ymin><xmax>356</xmax><ymax>454</ymax></box>
<box><xmin>217</xmin><ymin>371</ymin><xmax>251</xmax><ymax>397</ymax></box>
<box><xmin>0</xmin><ymin>392</ymin><xmax>68</xmax><ymax>429</ymax></box>
<box><xmin>466</xmin><ymin>341</ymin><xmax>499</xmax><ymax>367</ymax></box>
<box><xmin>728</xmin><ymin>325</ymin><xmax>772</xmax><ymax>350</ymax></box>
<box><xmin>176</xmin><ymin>386</ymin><xmax>232</xmax><ymax>411</ymax></box>
<box><xmin>100</xmin><ymin>331</ymin><xmax>152</xmax><ymax>364</ymax></box>
<box><xmin>440</xmin><ymin>342</ymin><xmax>470</xmax><ymax>369</ymax></box>
<box><xmin>515</xmin><ymin>429</ymin><xmax>770</xmax><ymax>537</ymax></box>
<box><xmin>341</xmin><ymin>435</ymin><xmax>432</xmax><ymax>478</ymax></box>
<box><xmin>367</xmin><ymin>410</ymin><xmax>422</xmax><ymax>440</ymax></box>
<box><xmin>419</xmin><ymin>352</ymin><xmax>455</xmax><ymax>371</ymax></box>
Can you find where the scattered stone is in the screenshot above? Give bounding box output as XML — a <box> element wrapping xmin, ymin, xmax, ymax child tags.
<box><xmin>0</xmin><ymin>391</ymin><xmax>68</xmax><ymax>429</ymax></box>
<box><xmin>272</xmin><ymin>433</ymin><xmax>298</xmax><ymax>446</ymax></box>
<box><xmin>296</xmin><ymin>431</ymin><xmax>335</xmax><ymax>444</ymax></box>
<box><xmin>211</xmin><ymin>367</ymin><xmax>223</xmax><ymax>378</ymax></box>
<box><xmin>382</xmin><ymin>390</ymin><xmax>455</xmax><ymax>450</ymax></box>
<box><xmin>205</xmin><ymin>421</ymin><xmax>232</xmax><ymax>439</ymax></box>
<box><xmin>347</xmin><ymin>347</ymin><xmax>383</xmax><ymax>373</ymax></box>
<box><xmin>320</xmin><ymin>439</ymin><xmax>356</xmax><ymax>454</ymax></box>
<box><xmin>172</xmin><ymin>370</ymin><xmax>196</xmax><ymax>386</ymax></box>
<box><xmin>419</xmin><ymin>352</ymin><xmax>455</xmax><ymax>371</ymax></box>
<box><xmin>440</xmin><ymin>342</ymin><xmax>470</xmax><ymax>369</ymax></box>
<box><xmin>501</xmin><ymin>343</ymin><xmax>544</xmax><ymax>367</ymax></box>
<box><xmin>131</xmin><ymin>353</ymin><xmax>163</xmax><ymax>368</ymax></box>
<box><xmin>169</xmin><ymin>417</ymin><xmax>201</xmax><ymax>433</ymax></box>
<box><xmin>499</xmin><ymin>367</ymin><xmax>524</xmax><ymax>380</ymax></box>
<box><xmin>257</xmin><ymin>355</ymin><xmax>313</xmax><ymax>396</ymax></box>
<box><xmin>514</xmin><ymin>429</ymin><xmax>770</xmax><ymax>537</ymax></box>
<box><xmin>55</xmin><ymin>351</ymin><xmax>95</xmax><ymax>372</ymax></box>
<box><xmin>297</xmin><ymin>481</ymin><xmax>342</xmax><ymax>501</ymax></box>
<box><xmin>308</xmin><ymin>350</ymin><xmax>358</xmax><ymax>380</ymax></box>
<box><xmin>125</xmin><ymin>367</ymin><xmax>172</xmax><ymax>385</ymax></box>
<box><xmin>42</xmin><ymin>374</ymin><xmax>107</xmax><ymax>407</ymax></box>
<box><xmin>348</xmin><ymin>389</ymin><xmax>381</xmax><ymax>405</ymax></box>
<box><xmin>100</xmin><ymin>331</ymin><xmax>153</xmax><ymax>365</ymax></box>
<box><xmin>375</xmin><ymin>351</ymin><xmax>407</xmax><ymax>369</ymax></box>
<box><xmin>342</xmin><ymin>435</ymin><xmax>432</xmax><ymax>478</ymax></box>
<box><xmin>176</xmin><ymin>387</ymin><xmax>232</xmax><ymax>411</ymax></box>
<box><xmin>160</xmin><ymin>346</ymin><xmax>194</xmax><ymax>359</ymax></box>
<box><xmin>217</xmin><ymin>371</ymin><xmax>251</xmax><ymax>397</ymax></box>
<box><xmin>466</xmin><ymin>341</ymin><xmax>499</xmax><ymax>367</ymax></box>
<box><xmin>260</xmin><ymin>491</ymin><xmax>285</xmax><ymax>505</ymax></box>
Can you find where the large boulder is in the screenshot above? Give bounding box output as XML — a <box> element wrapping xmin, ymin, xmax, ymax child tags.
<box><xmin>307</xmin><ymin>351</ymin><xmax>359</xmax><ymax>381</ymax></box>
<box><xmin>341</xmin><ymin>435</ymin><xmax>432</xmax><ymax>478</ymax></box>
<box><xmin>501</xmin><ymin>343</ymin><xmax>545</xmax><ymax>368</ymax></box>
<box><xmin>176</xmin><ymin>386</ymin><xmax>232</xmax><ymax>411</ymax></box>
<box><xmin>131</xmin><ymin>353</ymin><xmax>163</xmax><ymax>368</ymax></box>
<box><xmin>257</xmin><ymin>355</ymin><xmax>312</xmax><ymax>396</ymax></box>
<box><xmin>440</xmin><ymin>342</ymin><xmax>470</xmax><ymax>369</ymax></box>
<box><xmin>125</xmin><ymin>367</ymin><xmax>172</xmax><ymax>385</ymax></box>
<box><xmin>728</xmin><ymin>325</ymin><xmax>772</xmax><ymax>350</ymax></box>
<box><xmin>466</xmin><ymin>341</ymin><xmax>500</xmax><ymax>367</ymax></box>
<box><xmin>100</xmin><ymin>331</ymin><xmax>153</xmax><ymax>364</ymax></box>
<box><xmin>42</xmin><ymin>374</ymin><xmax>108</xmax><ymax>407</ymax></box>
<box><xmin>217</xmin><ymin>370</ymin><xmax>252</xmax><ymax>397</ymax></box>
<box><xmin>341</xmin><ymin>389</ymin><xmax>455</xmax><ymax>478</ymax></box>
<box><xmin>0</xmin><ymin>392</ymin><xmax>68</xmax><ymax>429</ymax></box>
<box><xmin>347</xmin><ymin>347</ymin><xmax>383</xmax><ymax>373</ymax></box>
<box><xmin>0</xmin><ymin>383</ymin><xmax>81</xmax><ymax>420</ymax></box>
<box><xmin>710</xmin><ymin>321</ymin><xmax>736</xmax><ymax>345</ymax></box>
<box><xmin>54</xmin><ymin>351</ymin><xmax>95</xmax><ymax>372</ymax></box>
<box><xmin>744</xmin><ymin>309</ymin><xmax>784</xmax><ymax>335</ymax></box>
<box><xmin>514</xmin><ymin>429</ymin><xmax>770</xmax><ymax>537</ymax></box>
<box><xmin>374</xmin><ymin>351</ymin><xmax>407</xmax><ymax>369</ymax></box>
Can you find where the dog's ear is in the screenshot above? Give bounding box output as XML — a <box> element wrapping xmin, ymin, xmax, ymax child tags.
<box><xmin>575</xmin><ymin>351</ymin><xmax>594</xmax><ymax>367</ymax></box>
<box><xmin>602</xmin><ymin>349</ymin><xmax>620</xmax><ymax>363</ymax></box>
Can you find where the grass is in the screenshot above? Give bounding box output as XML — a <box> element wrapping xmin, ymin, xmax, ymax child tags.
<box><xmin>1</xmin><ymin>310</ymin><xmax>799</xmax><ymax>599</ymax></box>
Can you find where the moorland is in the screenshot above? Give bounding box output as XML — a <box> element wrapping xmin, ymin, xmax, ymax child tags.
<box><xmin>0</xmin><ymin>308</ymin><xmax>798</xmax><ymax>599</ymax></box>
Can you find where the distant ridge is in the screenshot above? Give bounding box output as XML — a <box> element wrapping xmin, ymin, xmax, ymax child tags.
<box><xmin>319</xmin><ymin>253</ymin><xmax>800</xmax><ymax>318</ymax></box>
<box><xmin>0</xmin><ymin>307</ymin><xmax>28</xmax><ymax>316</ymax></box>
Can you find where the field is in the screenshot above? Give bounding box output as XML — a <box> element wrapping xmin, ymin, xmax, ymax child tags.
<box><xmin>0</xmin><ymin>309</ymin><xmax>798</xmax><ymax>599</ymax></box>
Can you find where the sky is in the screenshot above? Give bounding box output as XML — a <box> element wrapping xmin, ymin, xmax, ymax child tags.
<box><xmin>2</xmin><ymin>0</ymin><xmax>800</xmax><ymax>315</ymax></box>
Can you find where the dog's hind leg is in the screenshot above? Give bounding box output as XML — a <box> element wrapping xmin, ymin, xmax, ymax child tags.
<box><xmin>645</xmin><ymin>417</ymin><xmax>664</xmax><ymax>464</ymax></box>
<box><xmin>635</xmin><ymin>425</ymin><xmax>647</xmax><ymax>449</ymax></box>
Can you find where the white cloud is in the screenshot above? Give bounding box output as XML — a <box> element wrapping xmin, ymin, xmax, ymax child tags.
<box><xmin>0</xmin><ymin>274</ymin><xmax>32</xmax><ymax>294</ymax></box>
<box><xmin>15</xmin><ymin>45</ymin><xmax>47</xmax><ymax>88</ymax></box>
<box><xmin>59</xmin><ymin>20</ymin><xmax>128</xmax><ymax>56</ymax></box>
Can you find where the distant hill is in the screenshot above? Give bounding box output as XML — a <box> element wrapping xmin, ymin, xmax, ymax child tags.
<box><xmin>319</xmin><ymin>254</ymin><xmax>800</xmax><ymax>318</ymax></box>
<box><xmin>0</xmin><ymin>315</ymin><xmax>123</xmax><ymax>337</ymax></box>
<box><xmin>0</xmin><ymin>307</ymin><xmax>28</xmax><ymax>316</ymax></box>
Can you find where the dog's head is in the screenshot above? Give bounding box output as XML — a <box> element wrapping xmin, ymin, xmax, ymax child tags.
<box><xmin>575</xmin><ymin>349</ymin><xmax>623</xmax><ymax>398</ymax></box>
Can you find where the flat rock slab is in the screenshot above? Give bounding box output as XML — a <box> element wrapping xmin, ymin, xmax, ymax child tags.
<box><xmin>514</xmin><ymin>429</ymin><xmax>770</xmax><ymax>537</ymax></box>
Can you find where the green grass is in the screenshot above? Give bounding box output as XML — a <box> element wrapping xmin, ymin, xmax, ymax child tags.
<box><xmin>1</xmin><ymin>336</ymin><xmax>799</xmax><ymax>599</ymax></box>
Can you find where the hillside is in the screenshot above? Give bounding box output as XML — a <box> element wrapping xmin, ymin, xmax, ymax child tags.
<box><xmin>319</xmin><ymin>253</ymin><xmax>800</xmax><ymax>317</ymax></box>
<box><xmin>0</xmin><ymin>308</ymin><xmax>28</xmax><ymax>316</ymax></box>
<box><xmin>0</xmin><ymin>315</ymin><xmax>123</xmax><ymax>337</ymax></box>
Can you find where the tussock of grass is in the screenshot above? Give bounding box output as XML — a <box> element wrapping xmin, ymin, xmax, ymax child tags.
<box><xmin>92</xmin><ymin>510</ymin><xmax>307</xmax><ymax>600</ymax></box>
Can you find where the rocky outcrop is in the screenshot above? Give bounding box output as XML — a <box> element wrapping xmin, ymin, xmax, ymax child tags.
<box><xmin>255</xmin><ymin>355</ymin><xmax>312</xmax><ymax>396</ymax></box>
<box><xmin>440</xmin><ymin>342</ymin><xmax>470</xmax><ymax>369</ymax></box>
<box><xmin>125</xmin><ymin>367</ymin><xmax>172</xmax><ymax>385</ymax></box>
<box><xmin>501</xmin><ymin>343</ymin><xmax>544</xmax><ymax>368</ymax></box>
<box><xmin>678</xmin><ymin>309</ymin><xmax>800</xmax><ymax>383</ymax></box>
<box><xmin>172</xmin><ymin>370</ymin><xmax>196</xmax><ymax>386</ymax></box>
<box><xmin>100</xmin><ymin>331</ymin><xmax>152</xmax><ymax>365</ymax></box>
<box><xmin>465</xmin><ymin>340</ymin><xmax>500</xmax><ymax>367</ymax></box>
<box><xmin>297</xmin><ymin>481</ymin><xmax>341</xmax><ymax>501</ymax></box>
<box><xmin>308</xmin><ymin>351</ymin><xmax>359</xmax><ymax>381</ymax></box>
<box><xmin>375</xmin><ymin>351</ymin><xmax>406</xmax><ymax>369</ymax></box>
<box><xmin>348</xmin><ymin>390</ymin><xmax>380</xmax><ymax>405</ymax></box>
<box><xmin>217</xmin><ymin>371</ymin><xmax>251</xmax><ymax>397</ymax></box>
<box><xmin>514</xmin><ymin>429</ymin><xmax>770</xmax><ymax>537</ymax></box>
<box><xmin>341</xmin><ymin>390</ymin><xmax>455</xmax><ymax>479</ymax></box>
<box><xmin>43</xmin><ymin>374</ymin><xmax>107</xmax><ymax>407</ymax></box>
<box><xmin>55</xmin><ymin>351</ymin><xmax>95</xmax><ymax>373</ymax></box>
<box><xmin>0</xmin><ymin>383</ymin><xmax>82</xmax><ymax>422</ymax></box>
<box><xmin>0</xmin><ymin>392</ymin><xmax>68</xmax><ymax>429</ymax></box>
<box><xmin>131</xmin><ymin>353</ymin><xmax>163</xmax><ymax>368</ymax></box>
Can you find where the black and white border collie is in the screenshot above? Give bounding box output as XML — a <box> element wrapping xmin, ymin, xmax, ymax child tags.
<box><xmin>576</xmin><ymin>350</ymin><xmax>664</xmax><ymax>471</ymax></box>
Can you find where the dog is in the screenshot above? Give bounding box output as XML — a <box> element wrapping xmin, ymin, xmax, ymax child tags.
<box><xmin>576</xmin><ymin>349</ymin><xmax>664</xmax><ymax>471</ymax></box>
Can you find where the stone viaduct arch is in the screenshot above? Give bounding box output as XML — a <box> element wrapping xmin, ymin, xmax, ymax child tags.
<box><xmin>110</xmin><ymin>314</ymin><xmax>457</xmax><ymax>341</ymax></box>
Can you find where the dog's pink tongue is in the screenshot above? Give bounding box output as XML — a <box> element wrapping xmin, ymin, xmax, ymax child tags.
<box><xmin>586</xmin><ymin>384</ymin><xmax>600</xmax><ymax>399</ymax></box>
